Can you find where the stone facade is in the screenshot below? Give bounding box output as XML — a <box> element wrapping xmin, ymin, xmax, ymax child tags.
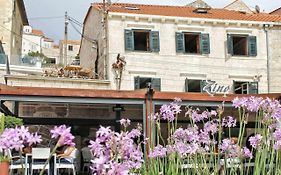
<box><xmin>80</xmin><ymin>4</ymin><xmax>281</xmax><ymax>94</ymax></box>
<box><xmin>268</xmin><ymin>26</ymin><xmax>281</xmax><ymax>93</ymax></box>
<box><xmin>224</xmin><ymin>0</ymin><xmax>253</xmax><ymax>14</ymax></box>
<box><xmin>79</xmin><ymin>7</ymin><xmax>105</xmax><ymax>79</ymax></box>
<box><xmin>186</xmin><ymin>0</ymin><xmax>211</xmax><ymax>9</ymax></box>
<box><xmin>5</xmin><ymin>74</ymin><xmax>111</xmax><ymax>89</ymax></box>
<box><xmin>0</xmin><ymin>0</ymin><xmax>28</xmax><ymax>65</ymax></box>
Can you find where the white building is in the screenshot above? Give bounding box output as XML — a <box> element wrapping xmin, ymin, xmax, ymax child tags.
<box><xmin>79</xmin><ymin>1</ymin><xmax>281</xmax><ymax>94</ymax></box>
<box><xmin>59</xmin><ymin>40</ymin><xmax>81</xmax><ymax>65</ymax></box>
<box><xmin>22</xmin><ymin>26</ymin><xmax>44</xmax><ymax>57</ymax></box>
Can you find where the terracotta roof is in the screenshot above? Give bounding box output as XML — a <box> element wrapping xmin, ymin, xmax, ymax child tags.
<box><xmin>93</xmin><ymin>3</ymin><xmax>281</xmax><ymax>22</ymax></box>
<box><xmin>60</xmin><ymin>40</ymin><xmax>81</xmax><ymax>45</ymax></box>
<box><xmin>43</xmin><ymin>37</ymin><xmax>54</xmax><ymax>42</ymax></box>
<box><xmin>31</xmin><ymin>29</ymin><xmax>44</xmax><ymax>36</ymax></box>
<box><xmin>53</xmin><ymin>44</ymin><xmax>59</xmax><ymax>49</ymax></box>
<box><xmin>0</xmin><ymin>84</ymin><xmax>280</xmax><ymax>102</ymax></box>
<box><xmin>270</xmin><ymin>7</ymin><xmax>281</xmax><ymax>15</ymax></box>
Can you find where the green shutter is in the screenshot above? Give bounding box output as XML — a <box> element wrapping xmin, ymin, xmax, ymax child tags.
<box><xmin>176</xmin><ymin>32</ymin><xmax>185</xmax><ymax>53</ymax></box>
<box><xmin>200</xmin><ymin>33</ymin><xmax>210</xmax><ymax>54</ymax></box>
<box><xmin>227</xmin><ymin>34</ymin><xmax>233</xmax><ymax>55</ymax></box>
<box><xmin>150</xmin><ymin>31</ymin><xmax>160</xmax><ymax>52</ymax></box>
<box><xmin>124</xmin><ymin>29</ymin><xmax>134</xmax><ymax>51</ymax></box>
<box><xmin>151</xmin><ymin>78</ymin><xmax>161</xmax><ymax>91</ymax></box>
<box><xmin>248</xmin><ymin>36</ymin><xmax>257</xmax><ymax>56</ymax></box>
<box><xmin>249</xmin><ymin>82</ymin><xmax>258</xmax><ymax>94</ymax></box>
<box><xmin>185</xmin><ymin>78</ymin><xmax>189</xmax><ymax>92</ymax></box>
<box><xmin>200</xmin><ymin>80</ymin><xmax>207</xmax><ymax>93</ymax></box>
<box><xmin>134</xmin><ymin>76</ymin><xmax>140</xmax><ymax>90</ymax></box>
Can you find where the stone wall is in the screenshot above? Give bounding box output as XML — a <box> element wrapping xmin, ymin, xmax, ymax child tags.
<box><xmin>5</xmin><ymin>75</ymin><xmax>111</xmax><ymax>89</ymax></box>
<box><xmin>79</xmin><ymin>8</ymin><xmax>105</xmax><ymax>79</ymax></box>
<box><xmin>106</xmin><ymin>16</ymin><xmax>269</xmax><ymax>93</ymax></box>
<box><xmin>268</xmin><ymin>26</ymin><xmax>281</xmax><ymax>93</ymax></box>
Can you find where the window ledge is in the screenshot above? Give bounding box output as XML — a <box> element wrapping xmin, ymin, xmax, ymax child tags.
<box><xmin>125</xmin><ymin>51</ymin><xmax>159</xmax><ymax>55</ymax></box>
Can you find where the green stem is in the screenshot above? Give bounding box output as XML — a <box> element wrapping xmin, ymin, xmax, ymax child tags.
<box><xmin>39</xmin><ymin>144</ymin><xmax>59</xmax><ymax>175</ymax></box>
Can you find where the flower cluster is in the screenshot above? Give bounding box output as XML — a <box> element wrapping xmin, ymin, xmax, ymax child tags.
<box><xmin>89</xmin><ymin>124</ymin><xmax>143</xmax><ymax>174</ymax></box>
<box><xmin>0</xmin><ymin>126</ymin><xmax>42</xmax><ymax>152</ymax></box>
<box><xmin>50</xmin><ymin>125</ymin><xmax>75</xmax><ymax>146</ymax></box>
<box><xmin>153</xmin><ymin>98</ymin><xmax>182</xmax><ymax>122</ymax></box>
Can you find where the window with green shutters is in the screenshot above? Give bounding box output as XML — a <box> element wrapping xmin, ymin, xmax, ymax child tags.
<box><xmin>134</xmin><ymin>76</ymin><xmax>161</xmax><ymax>91</ymax></box>
<box><xmin>124</xmin><ymin>29</ymin><xmax>160</xmax><ymax>52</ymax></box>
<box><xmin>176</xmin><ymin>32</ymin><xmax>210</xmax><ymax>54</ymax></box>
<box><xmin>227</xmin><ymin>34</ymin><xmax>257</xmax><ymax>56</ymax></box>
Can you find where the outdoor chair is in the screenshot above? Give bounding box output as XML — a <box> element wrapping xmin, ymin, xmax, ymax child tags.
<box><xmin>81</xmin><ymin>147</ymin><xmax>92</xmax><ymax>173</ymax></box>
<box><xmin>8</xmin><ymin>149</ymin><xmax>30</xmax><ymax>175</ymax></box>
<box><xmin>56</xmin><ymin>148</ymin><xmax>77</xmax><ymax>175</ymax></box>
<box><xmin>30</xmin><ymin>148</ymin><xmax>51</xmax><ymax>175</ymax></box>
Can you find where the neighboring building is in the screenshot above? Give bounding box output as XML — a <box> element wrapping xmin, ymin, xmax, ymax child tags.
<box><xmin>79</xmin><ymin>2</ymin><xmax>281</xmax><ymax>94</ymax></box>
<box><xmin>22</xmin><ymin>26</ymin><xmax>44</xmax><ymax>57</ymax></box>
<box><xmin>224</xmin><ymin>0</ymin><xmax>254</xmax><ymax>14</ymax></box>
<box><xmin>22</xmin><ymin>26</ymin><xmax>61</xmax><ymax>65</ymax></box>
<box><xmin>270</xmin><ymin>7</ymin><xmax>281</xmax><ymax>15</ymax></box>
<box><xmin>42</xmin><ymin>41</ymin><xmax>60</xmax><ymax>65</ymax></box>
<box><xmin>186</xmin><ymin>0</ymin><xmax>211</xmax><ymax>9</ymax></box>
<box><xmin>59</xmin><ymin>40</ymin><xmax>80</xmax><ymax>65</ymax></box>
<box><xmin>0</xmin><ymin>0</ymin><xmax>29</xmax><ymax>65</ymax></box>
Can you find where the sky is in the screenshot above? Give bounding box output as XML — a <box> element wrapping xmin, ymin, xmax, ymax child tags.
<box><xmin>23</xmin><ymin>0</ymin><xmax>281</xmax><ymax>43</ymax></box>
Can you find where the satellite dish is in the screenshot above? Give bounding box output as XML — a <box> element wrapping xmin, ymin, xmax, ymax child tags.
<box><xmin>255</xmin><ymin>5</ymin><xmax>260</xmax><ymax>13</ymax></box>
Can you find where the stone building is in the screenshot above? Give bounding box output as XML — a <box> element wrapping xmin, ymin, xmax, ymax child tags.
<box><xmin>0</xmin><ymin>0</ymin><xmax>29</xmax><ymax>65</ymax></box>
<box><xmin>59</xmin><ymin>40</ymin><xmax>81</xmax><ymax>66</ymax></box>
<box><xmin>79</xmin><ymin>2</ymin><xmax>281</xmax><ymax>94</ymax></box>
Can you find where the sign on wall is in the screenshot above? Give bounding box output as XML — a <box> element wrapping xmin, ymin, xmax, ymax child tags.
<box><xmin>202</xmin><ymin>80</ymin><xmax>231</xmax><ymax>96</ymax></box>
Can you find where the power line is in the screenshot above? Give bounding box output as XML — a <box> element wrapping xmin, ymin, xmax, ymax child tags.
<box><xmin>29</xmin><ymin>16</ymin><xmax>64</xmax><ymax>20</ymax></box>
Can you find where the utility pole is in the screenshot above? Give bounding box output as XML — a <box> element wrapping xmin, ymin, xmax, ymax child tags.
<box><xmin>64</xmin><ymin>11</ymin><xmax>68</xmax><ymax>66</ymax></box>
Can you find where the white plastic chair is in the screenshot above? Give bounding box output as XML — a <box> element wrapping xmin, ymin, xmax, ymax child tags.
<box><xmin>81</xmin><ymin>147</ymin><xmax>92</xmax><ymax>173</ymax></box>
<box><xmin>8</xmin><ymin>149</ymin><xmax>30</xmax><ymax>175</ymax></box>
<box><xmin>30</xmin><ymin>148</ymin><xmax>51</xmax><ymax>175</ymax></box>
<box><xmin>56</xmin><ymin>148</ymin><xmax>77</xmax><ymax>175</ymax></box>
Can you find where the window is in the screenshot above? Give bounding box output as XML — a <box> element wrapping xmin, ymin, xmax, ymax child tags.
<box><xmin>233</xmin><ymin>81</ymin><xmax>258</xmax><ymax>94</ymax></box>
<box><xmin>176</xmin><ymin>32</ymin><xmax>210</xmax><ymax>54</ymax></box>
<box><xmin>227</xmin><ymin>34</ymin><xmax>257</xmax><ymax>56</ymax></box>
<box><xmin>134</xmin><ymin>76</ymin><xmax>161</xmax><ymax>91</ymax></box>
<box><xmin>185</xmin><ymin>79</ymin><xmax>206</xmax><ymax>92</ymax></box>
<box><xmin>68</xmin><ymin>45</ymin><xmax>73</xmax><ymax>51</ymax></box>
<box><xmin>124</xmin><ymin>29</ymin><xmax>160</xmax><ymax>52</ymax></box>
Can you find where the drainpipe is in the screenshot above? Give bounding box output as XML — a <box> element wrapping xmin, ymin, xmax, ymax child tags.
<box><xmin>263</xmin><ymin>24</ymin><xmax>270</xmax><ymax>93</ymax></box>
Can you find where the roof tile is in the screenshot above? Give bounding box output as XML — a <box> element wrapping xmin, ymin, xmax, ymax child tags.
<box><xmin>93</xmin><ymin>3</ymin><xmax>281</xmax><ymax>22</ymax></box>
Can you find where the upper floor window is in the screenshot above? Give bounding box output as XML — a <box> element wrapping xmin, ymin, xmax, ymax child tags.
<box><xmin>134</xmin><ymin>76</ymin><xmax>161</xmax><ymax>91</ymax></box>
<box><xmin>176</xmin><ymin>32</ymin><xmax>210</xmax><ymax>54</ymax></box>
<box><xmin>68</xmin><ymin>45</ymin><xmax>73</xmax><ymax>51</ymax></box>
<box><xmin>124</xmin><ymin>29</ymin><xmax>160</xmax><ymax>52</ymax></box>
<box><xmin>233</xmin><ymin>81</ymin><xmax>258</xmax><ymax>94</ymax></box>
<box><xmin>185</xmin><ymin>78</ymin><xmax>206</xmax><ymax>92</ymax></box>
<box><xmin>227</xmin><ymin>34</ymin><xmax>257</xmax><ymax>56</ymax></box>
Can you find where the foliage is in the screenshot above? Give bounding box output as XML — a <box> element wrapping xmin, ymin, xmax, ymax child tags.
<box><xmin>4</xmin><ymin>115</ymin><xmax>23</xmax><ymax>129</ymax></box>
<box><xmin>89</xmin><ymin>97</ymin><xmax>281</xmax><ymax>175</ymax></box>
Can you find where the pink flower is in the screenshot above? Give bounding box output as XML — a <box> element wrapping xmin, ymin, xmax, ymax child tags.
<box><xmin>50</xmin><ymin>125</ymin><xmax>75</xmax><ymax>146</ymax></box>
